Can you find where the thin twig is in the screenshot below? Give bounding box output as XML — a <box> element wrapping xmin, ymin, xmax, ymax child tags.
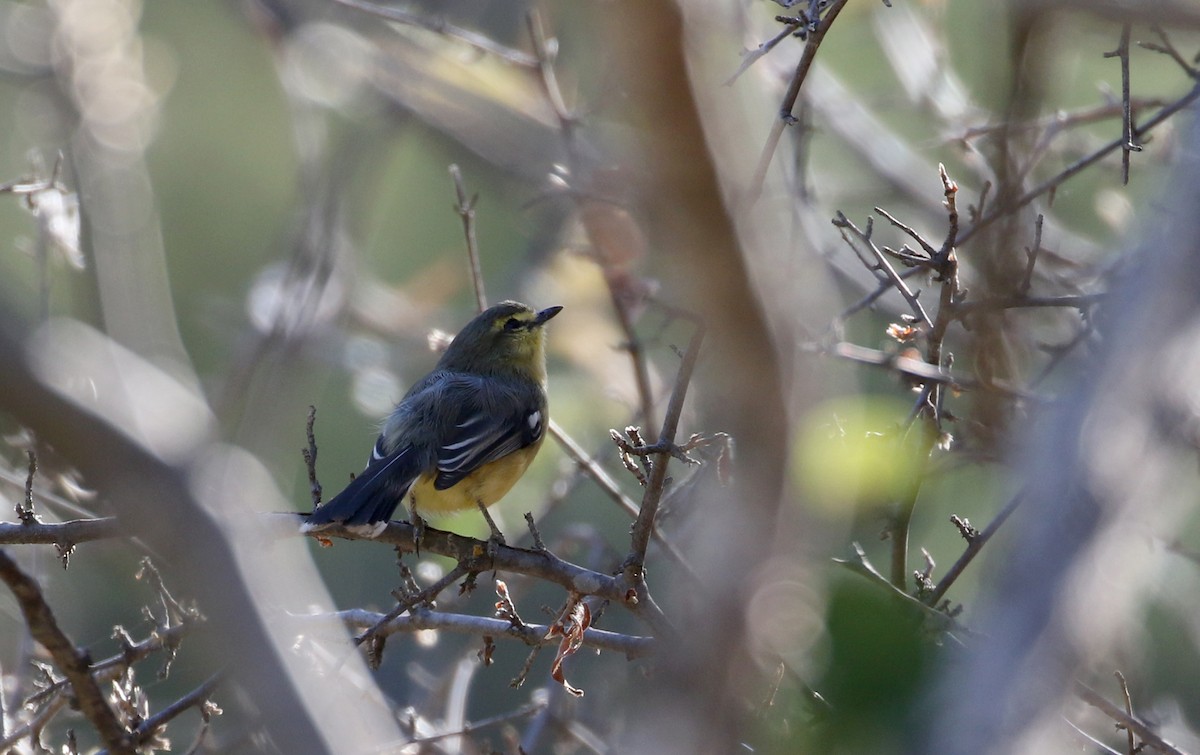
<box><xmin>23</xmin><ymin>621</ymin><xmax>195</xmax><ymax>709</ymax></box>
<box><xmin>550</xmin><ymin>421</ymin><xmax>700</xmax><ymax>581</ymax></box>
<box><xmin>834</xmin><ymin>543</ymin><xmax>970</xmax><ymax>638</ymax></box>
<box><xmin>95</xmin><ymin>675</ymin><xmax>221</xmax><ymax>755</ymax></box>
<box><xmin>927</xmin><ymin>492</ymin><xmax>1025</xmax><ymax>605</ymax></box>
<box><xmin>833</xmin><ymin>266</ymin><xmax>926</xmax><ymax>323</ymax></box>
<box><xmin>527</xmin><ymin>11</ymin><xmax>575</xmax><ymax>133</ymax></box>
<box><xmin>887</xmin><ymin>166</ymin><xmax>963</xmax><ymax>590</ymax></box>
<box><xmin>1075</xmin><ymin>681</ymin><xmax>1186</xmax><ymax>755</ymax></box>
<box><xmin>1138</xmin><ymin>26</ymin><xmax>1199</xmax><ymax>79</ymax></box>
<box><xmin>399</xmin><ymin>699</ymin><xmax>548</xmax><ymax>749</ymax></box>
<box><xmin>1114</xmin><ymin>670</ymin><xmax>1137</xmax><ymax>755</ymax></box>
<box><xmin>821</xmin><ymin>342</ymin><xmax>961</xmax><ymax>388</ymax></box>
<box><xmin>527</xmin><ymin>10</ymin><xmax>656</xmax><ymax>428</ymax></box>
<box><xmin>332</xmin><ymin>606</ymin><xmax>656</xmax><ymax>658</ymax></box>
<box><xmin>751</xmin><ymin>0</ymin><xmax>852</xmax><ymax>198</ymax></box>
<box><xmin>450</xmin><ymin>165</ymin><xmax>487</xmax><ymax>313</ymax></box>
<box><xmin>523</xmin><ymin>512</ymin><xmax>546</xmax><ymax>551</ymax></box>
<box><xmin>1103</xmin><ymin>23</ymin><xmax>1141</xmax><ymax>184</ymax></box>
<box><xmin>1064</xmin><ymin>715</ymin><xmax>1125</xmax><ymax>755</ymax></box>
<box><xmin>726</xmin><ymin>21</ymin><xmax>804</xmax><ymax>86</ymax></box>
<box><xmin>937</xmin><ymin>163</ymin><xmax>959</xmax><ymax>258</ymax></box>
<box><xmin>624</xmin><ymin>321</ymin><xmax>704</xmax><ymax>574</ymax></box>
<box><xmin>833</xmin><ymin>212</ymin><xmax>934</xmax><ymax>329</ymax></box>
<box><xmin>959</xmin><ymin>80</ymin><xmax>1200</xmax><ymax>246</ymax></box>
<box><xmin>355</xmin><ymin>563</ymin><xmax>471</xmax><ymax>647</ymax></box>
<box><xmin>0</xmin><ymin>695</ymin><xmax>69</xmax><ymax>750</ymax></box>
<box><xmin>955</xmin><ymin>98</ymin><xmax>1169</xmax><ymax>142</ymax></box>
<box><xmin>1019</xmin><ymin>214</ymin><xmax>1044</xmax><ymax>296</ymax></box>
<box><xmin>331</xmin><ymin>0</ymin><xmax>538</xmax><ymax>68</ymax></box>
<box><xmin>951</xmin><ymin>293</ymin><xmax>1105</xmax><ymax>316</ymax></box>
<box><xmin>619</xmin><ymin>321</ymin><xmax>700</xmax><ymax>573</ymax></box>
<box><xmin>874</xmin><ymin>206</ymin><xmax>939</xmax><ymax>259</ymax></box>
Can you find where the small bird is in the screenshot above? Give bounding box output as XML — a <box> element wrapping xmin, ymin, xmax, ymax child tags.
<box><xmin>303</xmin><ymin>301</ymin><xmax>562</xmax><ymax>540</ymax></box>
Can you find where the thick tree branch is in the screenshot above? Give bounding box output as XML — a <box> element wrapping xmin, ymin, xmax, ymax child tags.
<box><xmin>0</xmin><ymin>517</ymin><xmax>121</xmax><ymax>546</ymax></box>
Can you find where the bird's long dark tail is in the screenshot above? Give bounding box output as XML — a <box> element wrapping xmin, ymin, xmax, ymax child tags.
<box><xmin>302</xmin><ymin>447</ymin><xmax>419</xmax><ymax>531</ymax></box>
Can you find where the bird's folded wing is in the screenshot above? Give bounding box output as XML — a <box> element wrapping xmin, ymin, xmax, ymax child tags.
<box><xmin>431</xmin><ymin>375</ymin><xmax>544</xmax><ymax>490</ymax></box>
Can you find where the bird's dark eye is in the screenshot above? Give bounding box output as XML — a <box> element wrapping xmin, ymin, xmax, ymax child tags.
<box><xmin>503</xmin><ymin>317</ymin><xmax>522</xmax><ymax>332</ymax></box>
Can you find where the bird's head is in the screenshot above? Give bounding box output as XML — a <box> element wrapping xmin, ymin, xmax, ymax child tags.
<box><xmin>438</xmin><ymin>301</ymin><xmax>562</xmax><ymax>381</ymax></box>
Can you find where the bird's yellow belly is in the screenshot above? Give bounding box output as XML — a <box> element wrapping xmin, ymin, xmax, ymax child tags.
<box><xmin>409</xmin><ymin>450</ymin><xmax>536</xmax><ymax>516</ymax></box>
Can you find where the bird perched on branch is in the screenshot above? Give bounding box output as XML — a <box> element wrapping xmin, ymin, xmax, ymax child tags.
<box><xmin>303</xmin><ymin>301</ymin><xmax>562</xmax><ymax>541</ymax></box>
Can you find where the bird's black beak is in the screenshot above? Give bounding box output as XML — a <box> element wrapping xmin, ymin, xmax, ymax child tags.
<box><xmin>534</xmin><ymin>305</ymin><xmax>563</xmax><ymax>326</ymax></box>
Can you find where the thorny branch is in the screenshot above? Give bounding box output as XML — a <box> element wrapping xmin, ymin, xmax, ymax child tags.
<box><xmin>832</xmin><ymin>212</ymin><xmax>934</xmax><ymax>329</ymax></box>
<box><xmin>958</xmin><ymin>79</ymin><xmax>1200</xmax><ymax>246</ymax></box>
<box><xmin>927</xmin><ymin>492</ymin><xmax>1025</xmax><ymax>606</ymax></box>
<box><xmin>21</xmin><ymin>622</ymin><xmax>197</xmax><ymax>711</ymax></box>
<box><xmin>751</xmin><ymin>0</ymin><xmax>854</xmax><ymax>197</ymax></box>
<box><xmin>831</xmin><ymin>166</ymin><xmax>964</xmax><ymax>590</ymax></box>
<box><xmin>0</xmin><ymin>548</ymin><xmax>133</xmax><ymax>753</ymax></box>
<box><xmin>95</xmin><ymin>675</ymin><xmax>221</xmax><ymax>755</ymax></box>
<box><xmin>551</xmin><ymin>420</ymin><xmax>700</xmax><ymax>579</ymax></box>
<box><xmin>296</xmin><ymin>515</ymin><xmax>671</xmax><ymax>634</ymax></box>
<box><xmin>623</xmin><ymin>321</ymin><xmax>705</xmax><ymax>577</ymax></box>
<box><xmin>1103</xmin><ymin>23</ymin><xmax>1141</xmax><ymax>185</ymax></box>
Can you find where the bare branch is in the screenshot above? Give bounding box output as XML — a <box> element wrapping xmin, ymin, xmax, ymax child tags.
<box><xmin>927</xmin><ymin>492</ymin><xmax>1025</xmax><ymax>605</ymax></box>
<box><xmin>1074</xmin><ymin>681</ymin><xmax>1186</xmax><ymax>755</ymax></box>
<box><xmin>328</xmin><ymin>606</ymin><xmax>656</xmax><ymax>657</ymax></box>
<box><xmin>0</xmin><ymin>548</ymin><xmax>132</xmax><ymax>752</ymax></box>
<box><xmin>355</xmin><ymin>564</ymin><xmax>472</xmax><ymax>647</ymax></box>
<box><xmin>450</xmin><ymin>164</ymin><xmax>487</xmax><ymax>313</ymax></box>
<box><xmin>551</xmin><ymin>421</ymin><xmax>698</xmax><ymax>579</ymax></box>
<box><xmin>833</xmin><ymin>212</ymin><xmax>934</xmax><ymax>329</ymax></box>
<box><xmin>1103</xmin><ymin>23</ymin><xmax>1142</xmax><ymax>184</ymax></box>
<box><xmin>95</xmin><ymin>675</ymin><xmax>221</xmax><ymax>755</ymax></box>
<box><xmin>752</xmin><ymin>0</ymin><xmax>853</xmax><ymax>197</ymax></box>
<box><xmin>1114</xmin><ymin>670</ymin><xmax>1136</xmax><ymax>755</ymax></box>
<box><xmin>331</xmin><ymin>0</ymin><xmax>538</xmax><ymax>67</ymax></box>
<box><xmin>959</xmin><ymin>80</ymin><xmax>1200</xmax><ymax>246</ymax></box>
<box><xmin>726</xmin><ymin>20</ymin><xmax>804</xmax><ymax>86</ymax></box>
<box><xmin>1138</xmin><ymin>25</ymin><xmax>1199</xmax><ymax>78</ymax></box>
<box><xmin>624</xmin><ymin>321</ymin><xmax>705</xmax><ymax>574</ymax></box>
<box><xmin>1019</xmin><ymin>214</ymin><xmax>1045</xmax><ymax>296</ymax></box>
<box><xmin>0</xmin><ymin>517</ymin><xmax>121</xmax><ymax>546</ymax></box>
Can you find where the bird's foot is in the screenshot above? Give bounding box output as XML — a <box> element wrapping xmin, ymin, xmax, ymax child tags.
<box><xmin>409</xmin><ymin>508</ymin><xmax>427</xmax><ymax>555</ymax></box>
<box><xmin>476</xmin><ymin>500</ymin><xmax>506</xmax><ymax>557</ymax></box>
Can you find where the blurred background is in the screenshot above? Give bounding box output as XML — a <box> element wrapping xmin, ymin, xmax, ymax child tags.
<box><xmin>1</xmin><ymin>0</ymin><xmax>1200</xmax><ymax>752</ymax></box>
